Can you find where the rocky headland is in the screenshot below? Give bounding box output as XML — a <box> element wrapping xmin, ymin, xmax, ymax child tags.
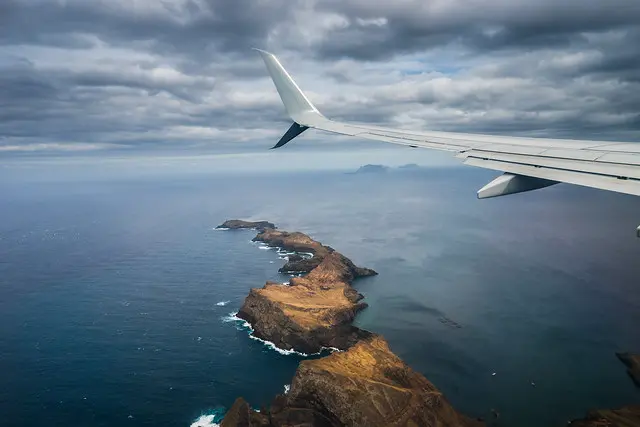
<box><xmin>217</xmin><ymin>219</ymin><xmax>482</xmax><ymax>426</ymax></box>
<box><xmin>239</xmin><ymin>226</ymin><xmax>377</xmax><ymax>354</ymax></box>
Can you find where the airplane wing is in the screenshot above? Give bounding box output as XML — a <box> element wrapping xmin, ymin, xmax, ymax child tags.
<box><xmin>255</xmin><ymin>49</ymin><xmax>640</xmax><ymax>203</ymax></box>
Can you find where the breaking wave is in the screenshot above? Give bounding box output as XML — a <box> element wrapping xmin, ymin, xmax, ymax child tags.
<box><xmin>190</xmin><ymin>414</ymin><xmax>219</xmax><ymax>427</ymax></box>
<box><xmin>189</xmin><ymin>408</ymin><xmax>226</xmax><ymax>427</ymax></box>
<box><xmin>216</xmin><ymin>301</ymin><xmax>230</xmax><ymax>306</ymax></box>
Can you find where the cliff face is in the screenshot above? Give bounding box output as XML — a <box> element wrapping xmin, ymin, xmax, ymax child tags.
<box><xmin>221</xmin><ymin>336</ymin><xmax>483</xmax><ymax>427</ymax></box>
<box><xmin>220</xmin><ymin>397</ymin><xmax>270</xmax><ymax>427</ymax></box>
<box><xmin>271</xmin><ymin>335</ymin><xmax>483</xmax><ymax>427</ymax></box>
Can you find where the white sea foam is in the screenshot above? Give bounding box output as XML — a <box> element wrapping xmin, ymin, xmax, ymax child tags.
<box><xmin>277</xmin><ymin>250</ymin><xmax>296</xmax><ymax>256</ymax></box>
<box><xmin>189</xmin><ymin>414</ymin><xmax>219</xmax><ymax>427</ymax></box>
<box><xmin>212</xmin><ymin>227</ymin><xmax>229</xmax><ymax>231</ymax></box>
<box><xmin>222</xmin><ymin>312</ymin><xmax>340</xmax><ymax>357</ymax></box>
<box><xmin>216</xmin><ymin>301</ymin><xmax>230</xmax><ymax>306</ymax></box>
<box><xmin>247</xmin><ymin>334</ymin><xmax>310</xmax><ymax>356</ymax></box>
<box><xmin>221</xmin><ymin>312</ymin><xmax>252</xmax><ymax>330</ymax></box>
<box><xmin>284</xmin><ymin>384</ymin><xmax>290</xmax><ymax>394</ymax></box>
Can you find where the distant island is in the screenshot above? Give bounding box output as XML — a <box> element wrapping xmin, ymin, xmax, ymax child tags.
<box><xmin>398</xmin><ymin>163</ymin><xmax>421</xmax><ymax>169</ymax></box>
<box><xmin>347</xmin><ymin>163</ymin><xmax>422</xmax><ymax>174</ymax></box>
<box><xmin>348</xmin><ymin>164</ymin><xmax>389</xmax><ymax>174</ymax></box>
<box><xmin>216</xmin><ymin>219</ymin><xmax>640</xmax><ymax>427</ymax></box>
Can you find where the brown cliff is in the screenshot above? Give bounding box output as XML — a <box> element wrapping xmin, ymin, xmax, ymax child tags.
<box><xmin>221</xmin><ymin>336</ymin><xmax>483</xmax><ymax>427</ymax></box>
<box><xmin>238</xmin><ymin>228</ymin><xmax>377</xmax><ymax>354</ymax></box>
<box><xmin>220</xmin><ymin>398</ymin><xmax>270</xmax><ymax>427</ymax></box>
<box><xmin>270</xmin><ymin>335</ymin><xmax>483</xmax><ymax>427</ymax></box>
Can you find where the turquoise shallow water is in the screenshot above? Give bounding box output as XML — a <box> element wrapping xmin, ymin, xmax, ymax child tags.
<box><xmin>1</xmin><ymin>151</ymin><xmax>639</xmax><ymax>426</ymax></box>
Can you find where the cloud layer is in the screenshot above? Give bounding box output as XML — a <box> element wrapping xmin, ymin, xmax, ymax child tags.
<box><xmin>1</xmin><ymin>0</ymin><xmax>639</xmax><ymax>151</ymax></box>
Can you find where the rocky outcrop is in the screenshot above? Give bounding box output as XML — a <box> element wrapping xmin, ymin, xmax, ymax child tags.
<box><xmin>252</xmin><ymin>229</ymin><xmax>325</xmax><ymax>255</ymax></box>
<box><xmin>567</xmin><ymin>405</ymin><xmax>640</xmax><ymax>427</ymax></box>
<box><xmin>220</xmin><ymin>397</ymin><xmax>270</xmax><ymax>427</ymax></box>
<box><xmin>278</xmin><ymin>254</ymin><xmax>322</xmax><ymax>274</ymax></box>
<box><xmin>217</xmin><ymin>220</ymin><xmax>276</xmax><ymax>231</ymax></box>
<box><xmin>269</xmin><ymin>335</ymin><xmax>483</xmax><ymax>427</ymax></box>
<box><xmin>617</xmin><ymin>353</ymin><xmax>640</xmax><ymax>387</ymax></box>
<box><xmin>221</xmin><ymin>336</ymin><xmax>483</xmax><ymax>427</ymax></box>
<box><xmin>237</xmin><ymin>228</ymin><xmax>377</xmax><ymax>354</ymax></box>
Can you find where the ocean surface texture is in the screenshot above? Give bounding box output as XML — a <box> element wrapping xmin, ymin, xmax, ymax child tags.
<box><xmin>1</xmin><ymin>149</ymin><xmax>639</xmax><ymax>427</ymax></box>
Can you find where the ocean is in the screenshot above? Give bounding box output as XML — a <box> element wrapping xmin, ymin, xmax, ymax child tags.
<box><xmin>1</xmin><ymin>147</ymin><xmax>639</xmax><ymax>427</ymax></box>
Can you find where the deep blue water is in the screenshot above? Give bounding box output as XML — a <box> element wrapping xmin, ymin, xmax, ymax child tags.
<box><xmin>1</xmin><ymin>149</ymin><xmax>639</xmax><ymax>427</ymax></box>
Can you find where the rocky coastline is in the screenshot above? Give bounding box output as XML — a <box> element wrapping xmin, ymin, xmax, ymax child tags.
<box><xmin>237</xmin><ymin>226</ymin><xmax>378</xmax><ymax>355</ymax></box>
<box><xmin>217</xmin><ymin>219</ymin><xmax>482</xmax><ymax>426</ymax></box>
<box><xmin>216</xmin><ymin>219</ymin><xmax>639</xmax><ymax>427</ymax></box>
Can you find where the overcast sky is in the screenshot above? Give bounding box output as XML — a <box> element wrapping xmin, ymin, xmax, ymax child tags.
<box><xmin>1</xmin><ymin>0</ymin><xmax>639</xmax><ymax>153</ymax></box>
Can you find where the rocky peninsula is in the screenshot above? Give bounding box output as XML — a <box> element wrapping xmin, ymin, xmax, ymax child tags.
<box><xmin>217</xmin><ymin>219</ymin><xmax>482</xmax><ymax>426</ymax></box>
<box><xmin>237</xmin><ymin>226</ymin><xmax>377</xmax><ymax>355</ymax></box>
<box><xmin>216</xmin><ymin>219</ymin><xmax>639</xmax><ymax>427</ymax></box>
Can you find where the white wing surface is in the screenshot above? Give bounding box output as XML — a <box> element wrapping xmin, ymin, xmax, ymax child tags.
<box><xmin>255</xmin><ymin>49</ymin><xmax>640</xmax><ymax>201</ymax></box>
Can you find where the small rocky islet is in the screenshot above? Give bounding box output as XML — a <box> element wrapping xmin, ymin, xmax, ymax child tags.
<box><xmin>215</xmin><ymin>219</ymin><xmax>639</xmax><ymax>427</ymax></box>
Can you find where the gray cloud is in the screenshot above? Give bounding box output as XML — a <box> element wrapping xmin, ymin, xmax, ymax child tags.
<box><xmin>0</xmin><ymin>0</ymin><xmax>639</xmax><ymax>152</ymax></box>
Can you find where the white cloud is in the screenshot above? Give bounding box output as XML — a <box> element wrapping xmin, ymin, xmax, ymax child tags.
<box><xmin>0</xmin><ymin>0</ymin><xmax>638</xmax><ymax>151</ymax></box>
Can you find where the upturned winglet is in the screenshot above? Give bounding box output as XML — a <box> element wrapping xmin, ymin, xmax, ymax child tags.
<box><xmin>254</xmin><ymin>48</ymin><xmax>323</xmax><ymax>148</ymax></box>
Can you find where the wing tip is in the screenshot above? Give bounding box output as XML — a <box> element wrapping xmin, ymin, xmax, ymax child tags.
<box><xmin>251</xmin><ymin>48</ymin><xmax>273</xmax><ymax>58</ymax></box>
